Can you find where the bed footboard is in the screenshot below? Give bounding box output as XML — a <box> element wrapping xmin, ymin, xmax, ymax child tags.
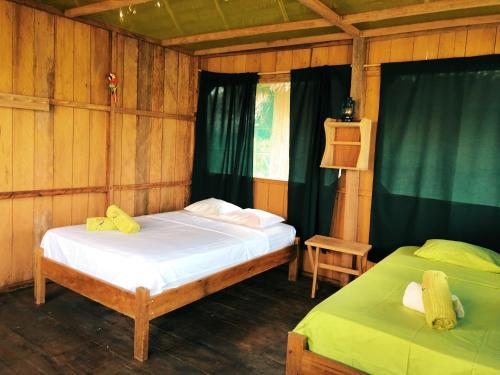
<box><xmin>34</xmin><ymin>243</ymin><xmax>298</xmax><ymax>361</ymax></box>
<box><xmin>34</xmin><ymin>247</ymin><xmax>151</xmax><ymax>361</ymax></box>
<box><xmin>286</xmin><ymin>332</ymin><xmax>363</xmax><ymax>375</ymax></box>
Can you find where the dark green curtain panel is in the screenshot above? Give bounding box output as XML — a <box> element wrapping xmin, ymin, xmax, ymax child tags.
<box><xmin>191</xmin><ymin>71</ymin><xmax>258</xmax><ymax>208</ymax></box>
<box><xmin>371</xmin><ymin>55</ymin><xmax>500</xmax><ymax>261</ymax></box>
<box><xmin>288</xmin><ymin>66</ymin><xmax>351</xmax><ymax>241</ymax></box>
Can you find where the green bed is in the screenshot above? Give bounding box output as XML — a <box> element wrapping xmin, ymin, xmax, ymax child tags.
<box><xmin>294</xmin><ymin>246</ymin><xmax>500</xmax><ymax>375</ymax></box>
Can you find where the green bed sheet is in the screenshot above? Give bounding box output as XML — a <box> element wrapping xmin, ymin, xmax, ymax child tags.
<box><xmin>294</xmin><ymin>246</ymin><xmax>500</xmax><ymax>375</ymax></box>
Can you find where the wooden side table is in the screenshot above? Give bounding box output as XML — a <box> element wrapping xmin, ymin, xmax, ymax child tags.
<box><xmin>305</xmin><ymin>235</ymin><xmax>372</xmax><ymax>298</ymax></box>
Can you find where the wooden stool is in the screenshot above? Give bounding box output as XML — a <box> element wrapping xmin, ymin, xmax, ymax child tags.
<box><xmin>305</xmin><ymin>235</ymin><xmax>372</xmax><ymax>298</ymax></box>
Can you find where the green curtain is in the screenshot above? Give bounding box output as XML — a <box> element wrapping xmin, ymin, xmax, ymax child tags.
<box><xmin>191</xmin><ymin>71</ymin><xmax>258</xmax><ymax>208</ymax></box>
<box><xmin>288</xmin><ymin>66</ymin><xmax>351</xmax><ymax>242</ymax></box>
<box><xmin>371</xmin><ymin>55</ymin><xmax>500</xmax><ymax>261</ymax></box>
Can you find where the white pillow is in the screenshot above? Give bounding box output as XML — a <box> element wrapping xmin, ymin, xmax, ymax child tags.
<box><xmin>184</xmin><ymin>198</ymin><xmax>241</xmax><ymax>217</ymax></box>
<box><xmin>219</xmin><ymin>208</ymin><xmax>284</xmax><ymax>229</ymax></box>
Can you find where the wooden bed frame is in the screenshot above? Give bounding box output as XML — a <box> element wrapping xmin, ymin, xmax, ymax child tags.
<box><xmin>286</xmin><ymin>332</ymin><xmax>364</xmax><ymax>375</ymax></box>
<box><xmin>34</xmin><ymin>238</ymin><xmax>300</xmax><ymax>362</ymax></box>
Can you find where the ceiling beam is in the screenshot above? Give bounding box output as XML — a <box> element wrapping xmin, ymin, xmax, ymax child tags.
<box><xmin>361</xmin><ymin>13</ymin><xmax>500</xmax><ymax>38</ymax></box>
<box><xmin>344</xmin><ymin>0</ymin><xmax>500</xmax><ymax>24</ymax></box>
<box><xmin>296</xmin><ymin>0</ymin><xmax>360</xmax><ymax>36</ymax></box>
<box><xmin>195</xmin><ymin>13</ymin><xmax>500</xmax><ymax>56</ymax></box>
<box><xmin>64</xmin><ymin>0</ymin><xmax>150</xmax><ymax>18</ymax></box>
<box><xmin>162</xmin><ymin>18</ymin><xmax>331</xmax><ymax>46</ymax></box>
<box><xmin>194</xmin><ymin>33</ymin><xmax>351</xmax><ymax>56</ymax></box>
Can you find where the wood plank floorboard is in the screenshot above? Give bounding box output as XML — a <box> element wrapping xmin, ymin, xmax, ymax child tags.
<box><xmin>0</xmin><ymin>268</ymin><xmax>337</xmax><ymax>374</ymax></box>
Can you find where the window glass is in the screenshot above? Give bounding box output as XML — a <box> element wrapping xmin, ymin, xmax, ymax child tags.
<box><xmin>253</xmin><ymin>82</ymin><xmax>290</xmax><ymax>181</ymax></box>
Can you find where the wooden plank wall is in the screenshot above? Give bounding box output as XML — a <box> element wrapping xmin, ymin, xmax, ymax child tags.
<box><xmin>330</xmin><ymin>26</ymin><xmax>500</xmax><ymax>281</ymax></box>
<box><xmin>1</xmin><ymin>3</ymin><xmax>498</xmax><ymax>291</ymax></box>
<box><xmin>354</xmin><ymin>24</ymin><xmax>500</xmax><ymax>248</ymax></box>
<box><xmin>0</xmin><ymin>2</ymin><xmax>197</xmax><ymax>290</ymax></box>
<box><xmin>110</xmin><ymin>34</ymin><xmax>197</xmax><ymax>216</ymax></box>
<box><xmin>253</xmin><ymin>178</ymin><xmax>288</xmax><ymax>219</ymax></box>
<box><xmin>199</xmin><ymin>42</ymin><xmax>353</xmax><ymax>73</ymax></box>
<box><xmin>201</xmin><ymin>26</ymin><xmax>500</xmax><ymax>281</ymax></box>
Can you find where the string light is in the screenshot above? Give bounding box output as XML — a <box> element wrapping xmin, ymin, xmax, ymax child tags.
<box><xmin>119</xmin><ymin>0</ymin><xmax>162</xmax><ymax>22</ymax></box>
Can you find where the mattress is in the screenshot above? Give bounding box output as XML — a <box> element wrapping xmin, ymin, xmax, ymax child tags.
<box><xmin>294</xmin><ymin>246</ymin><xmax>500</xmax><ymax>375</ymax></box>
<box><xmin>41</xmin><ymin>210</ymin><xmax>296</xmax><ymax>296</ymax></box>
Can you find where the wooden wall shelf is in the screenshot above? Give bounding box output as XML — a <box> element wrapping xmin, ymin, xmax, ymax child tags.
<box><xmin>320</xmin><ymin>118</ymin><xmax>372</xmax><ymax>170</ymax></box>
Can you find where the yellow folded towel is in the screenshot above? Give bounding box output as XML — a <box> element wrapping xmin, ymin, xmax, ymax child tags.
<box><xmin>86</xmin><ymin>217</ymin><xmax>117</xmax><ymax>231</ymax></box>
<box><xmin>106</xmin><ymin>205</ymin><xmax>141</xmax><ymax>234</ymax></box>
<box><xmin>422</xmin><ymin>270</ymin><xmax>457</xmax><ymax>330</ymax></box>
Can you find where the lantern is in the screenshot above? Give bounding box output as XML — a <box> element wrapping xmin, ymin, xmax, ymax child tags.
<box><xmin>341</xmin><ymin>96</ymin><xmax>355</xmax><ymax>122</ymax></box>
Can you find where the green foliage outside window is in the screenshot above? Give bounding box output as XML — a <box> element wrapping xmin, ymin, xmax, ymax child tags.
<box><xmin>253</xmin><ymin>82</ymin><xmax>290</xmax><ymax>180</ymax></box>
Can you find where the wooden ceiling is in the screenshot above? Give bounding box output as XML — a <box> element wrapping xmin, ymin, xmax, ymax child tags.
<box><xmin>34</xmin><ymin>0</ymin><xmax>500</xmax><ymax>54</ymax></box>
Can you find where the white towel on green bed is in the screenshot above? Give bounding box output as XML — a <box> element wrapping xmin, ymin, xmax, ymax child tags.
<box><xmin>403</xmin><ymin>281</ymin><xmax>465</xmax><ymax>318</ymax></box>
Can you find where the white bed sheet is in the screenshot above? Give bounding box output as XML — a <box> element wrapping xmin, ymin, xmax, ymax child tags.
<box><xmin>41</xmin><ymin>210</ymin><xmax>296</xmax><ymax>296</ymax></box>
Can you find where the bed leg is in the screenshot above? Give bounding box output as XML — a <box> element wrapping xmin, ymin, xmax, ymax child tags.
<box><xmin>34</xmin><ymin>248</ymin><xmax>46</xmax><ymax>305</ymax></box>
<box><xmin>288</xmin><ymin>238</ymin><xmax>300</xmax><ymax>282</ymax></box>
<box><xmin>286</xmin><ymin>332</ymin><xmax>307</xmax><ymax>375</ymax></box>
<box><xmin>134</xmin><ymin>287</ymin><xmax>151</xmax><ymax>362</ymax></box>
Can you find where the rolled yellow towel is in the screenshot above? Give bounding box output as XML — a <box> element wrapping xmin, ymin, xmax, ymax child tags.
<box><xmin>106</xmin><ymin>205</ymin><xmax>141</xmax><ymax>234</ymax></box>
<box><xmin>403</xmin><ymin>281</ymin><xmax>465</xmax><ymax>319</ymax></box>
<box><xmin>422</xmin><ymin>270</ymin><xmax>457</xmax><ymax>330</ymax></box>
<box><xmin>86</xmin><ymin>217</ymin><xmax>117</xmax><ymax>231</ymax></box>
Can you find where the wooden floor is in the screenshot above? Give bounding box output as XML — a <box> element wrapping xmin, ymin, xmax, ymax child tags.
<box><xmin>0</xmin><ymin>268</ymin><xmax>337</xmax><ymax>374</ymax></box>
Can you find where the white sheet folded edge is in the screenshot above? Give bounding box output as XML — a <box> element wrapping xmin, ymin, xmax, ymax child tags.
<box><xmin>403</xmin><ymin>281</ymin><xmax>465</xmax><ymax>318</ymax></box>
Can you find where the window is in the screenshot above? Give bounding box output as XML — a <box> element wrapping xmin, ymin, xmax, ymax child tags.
<box><xmin>253</xmin><ymin>82</ymin><xmax>290</xmax><ymax>181</ymax></box>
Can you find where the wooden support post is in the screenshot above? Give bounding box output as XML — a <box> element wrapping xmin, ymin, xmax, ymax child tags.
<box><xmin>343</xmin><ymin>36</ymin><xmax>366</xmax><ymax>241</ymax></box>
<box><xmin>343</xmin><ymin>171</ymin><xmax>360</xmax><ymax>242</ymax></box>
<box><xmin>337</xmin><ymin>37</ymin><xmax>366</xmax><ymax>286</ymax></box>
<box><xmin>288</xmin><ymin>237</ymin><xmax>301</xmax><ymax>282</ymax></box>
<box><xmin>34</xmin><ymin>248</ymin><xmax>46</xmax><ymax>305</ymax></box>
<box><xmin>351</xmin><ymin>37</ymin><xmax>366</xmax><ymax>117</ymax></box>
<box><xmin>286</xmin><ymin>332</ymin><xmax>307</xmax><ymax>375</ymax></box>
<box><xmin>134</xmin><ymin>287</ymin><xmax>150</xmax><ymax>362</ymax></box>
<box><xmin>343</xmin><ymin>37</ymin><xmax>366</xmax><ymax>242</ymax></box>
